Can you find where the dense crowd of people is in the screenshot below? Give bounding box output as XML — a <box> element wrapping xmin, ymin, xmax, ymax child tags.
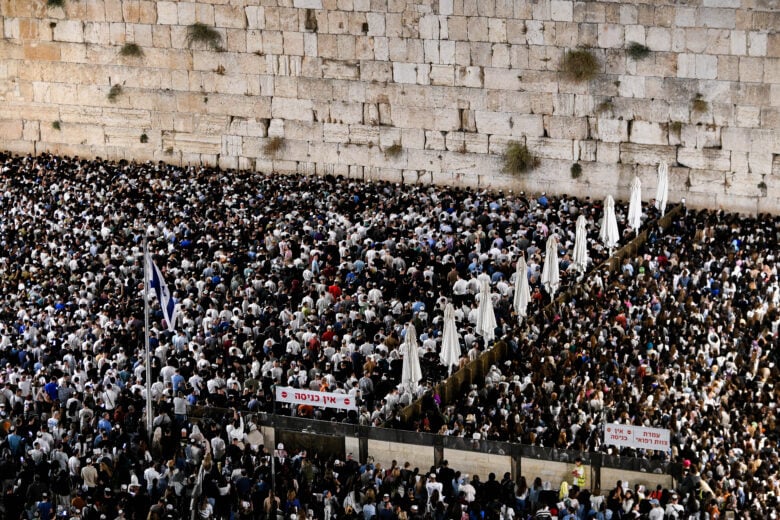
<box><xmin>0</xmin><ymin>151</ymin><xmax>776</xmax><ymax>519</ymax></box>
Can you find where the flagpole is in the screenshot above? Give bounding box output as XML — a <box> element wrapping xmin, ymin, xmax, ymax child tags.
<box><xmin>143</xmin><ymin>233</ymin><xmax>154</xmax><ymax>435</ymax></box>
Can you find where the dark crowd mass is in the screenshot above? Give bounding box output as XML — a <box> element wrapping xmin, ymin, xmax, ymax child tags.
<box><xmin>0</xmin><ymin>152</ymin><xmax>776</xmax><ymax>520</ymax></box>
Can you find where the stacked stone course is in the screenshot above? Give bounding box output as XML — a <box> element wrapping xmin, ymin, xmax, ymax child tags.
<box><xmin>0</xmin><ymin>0</ymin><xmax>778</xmax><ymax>212</ymax></box>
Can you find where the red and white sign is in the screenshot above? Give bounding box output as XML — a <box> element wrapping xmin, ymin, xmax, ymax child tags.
<box><xmin>275</xmin><ymin>386</ymin><xmax>357</xmax><ymax>411</ymax></box>
<box><xmin>604</xmin><ymin>423</ymin><xmax>670</xmax><ymax>451</ymax></box>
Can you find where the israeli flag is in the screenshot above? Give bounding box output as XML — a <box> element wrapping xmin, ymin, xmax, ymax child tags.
<box><xmin>147</xmin><ymin>254</ymin><xmax>178</xmax><ymax>332</ymax></box>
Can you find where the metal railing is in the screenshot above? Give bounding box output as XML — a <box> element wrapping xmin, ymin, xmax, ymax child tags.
<box><xmin>189</xmin><ymin>405</ymin><xmax>671</xmax><ymax>474</ymax></box>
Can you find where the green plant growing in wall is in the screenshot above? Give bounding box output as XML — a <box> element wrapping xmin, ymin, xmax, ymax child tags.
<box><xmin>305</xmin><ymin>9</ymin><xmax>318</xmax><ymax>32</ymax></box>
<box><xmin>47</xmin><ymin>0</ymin><xmax>65</xmax><ymax>8</ymax></box>
<box><xmin>596</xmin><ymin>99</ymin><xmax>614</xmax><ymax>115</ymax></box>
<box><xmin>670</xmin><ymin>121</ymin><xmax>683</xmax><ymax>134</ymax></box>
<box><xmin>626</xmin><ymin>41</ymin><xmax>651</xmax><ymax>60</ymax></box>
<box><xmin>264</xmin><ymin>136</ymin><xmax>286</xmax><ymax>157</ymax></box>
<box><xmin>165</xmin><ymin>147</ymin><xmax>174</xmax><ymax>155</ymax></box>
<box><xmin>570</xmin><ymin>163</ymin><xmax>583</xmax><ymax>179</ymax></box>
<box><xmin>120</xmin><ymin>43</ymin><xmax>144</xmax><ymax>58</ymax></box>
<box><xmin>187</xmin><ymin>23</ymin><xmax>223</xmax><ymax>50</ymax></box>
<box><xmin>503</xmin><ymin>141</ymin><xmax>539</xmax><ymax>175</ymax></box>
<box><xmin>561</xmin><ymin>48</ymin><xmax>600</xmax><ymax>82</ymax></box>
<box><xmin>107</xmin><ymin>84</ymin><xmax>122</xmax><ymax>103</ymax></box>
<box><xmin>758</xmin><ymin>181</ymin><xmax>768</xmax><ymax>196</ymax></box>
<box><xmin>140</xmin><ymin>133</ymin><xmax>149</xmax><ymax>144</ymax></box>
<box><xmin>692</xmin><ymin>93</ymin><xmax>708</xmax><ymax>114</ymax></box>
<box><xmin>52</xmin><ymin>121</ymin><xmax>61</xmax><ymax>130</ymax></box>
<box><xmin>384</xmin><ymin>143</ymin><xmax>403</xmax><ymax>158</ymax></box>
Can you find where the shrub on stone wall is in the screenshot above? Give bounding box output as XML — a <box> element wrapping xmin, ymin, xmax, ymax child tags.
<box><xmin>561</xmin><ymin>49</ymin><xmax>600</xmax><ymax>82</ymax></box>
<box><xmin>187</xmin><ymin>23</ymin><xmax>223</xmax><ymax>51</ymax></box>
<box><xmin>119</xmin><ymin>43</ymin><xmax>144</xmax><ymax>58</ymax></box>
<box><xmin>503</xmin><ymin>141</ymin><xmax>539</xmax><ymax>175</ymax></box>
<box><xmin>626</xmin><ymin>42</ymin><xmax>651</xmax><ymax>60</ymax></box>
<box><xmin>264</xmin><ymin>136</ymin><xmax>286</xmax><ymax>157</ymax></box>
<box><xmin>384</xmin><ymin>143</ymin><xmax>403</xmax><ymax>158</ymax></box>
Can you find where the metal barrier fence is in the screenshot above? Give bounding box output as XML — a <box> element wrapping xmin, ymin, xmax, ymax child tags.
<box><xmin>190</xmin><ymin>406</ymin><xmax>671</xmax><ymax>476</ymax></box>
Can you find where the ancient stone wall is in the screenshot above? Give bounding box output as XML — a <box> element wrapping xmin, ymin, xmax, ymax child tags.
<box><xmin>0</xmin><ymin>0</ymin><xmax>778</xmax><ymax>212</ymax></box>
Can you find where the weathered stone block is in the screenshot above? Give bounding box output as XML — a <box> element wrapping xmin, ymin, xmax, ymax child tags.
<box><xmin>594</xmin><ymin>119</ymin><xmax>628</xmax><ymax>143</ymax></box>
<box><xmin>393</xmin><ymin>62</ymin><xmax>417</xmax><ymax>84</ymax></box>
<box><xmin>425</xmin><ymin>130</ymin><xmax>446</xmax><ymax>150</ymax></box>
<box><xmin>272</xmin><ymin>97</ymin><xmax>313</xmax><ymax>121</ymax></box>
<box><xmin>748</xmin><ymin>32</ymin><xmax>767</xmax><ymax>57</ymax></box>
<box><xmin>677</xmin><ymin>148</ymin><xmax>731</xmax><ymax>171</ymax></box>
<box><xmin>620</xmin><ymin>143</ymin><xmax>677</xmax><ymax>165</ymax></box>
<box><xmin>598</xmin><ymin>23</ymin><xmax>624</xmax><ymax>48</ymax></box>
<box><xmin>527</xmin><ymin>137</ymin><xmax>574</xmax><ymax>160</ymax></box>
<box><xmin>699</xmin><ymin>8</ymin><xmax>736</xmax><ymax>29</ymax></box>
<box><xmin>630</xmin><ymin>121</ymin><xmax>667</xmax><ymax>145</ymax></box>
<box><xmin>467</xmin><ymin>17</ymin><xmax>488</xmax><ymax>42</ymax></box>
<box><xmin>429</xmin><ymin>64</ymin><xmax>454</xmax><ymax>86</ymax></box>
<box><xmin>475</xmin><ymin>110</ymin><xmax>512</xmax><ymax>135</ymax></box>
<box><xmin>544</xmin><ymin>115</ymin><xmax>588</xmax><ymax>140</ymax></box>
<box><xmin>550</xmin><ymin>1</ymin><xmax>573</xmax><ymax>22</ymax></box>
<box><xmin>748</xmin><ymin>152</ymin><xmax>773</xmax><ymax>174</ymax></box>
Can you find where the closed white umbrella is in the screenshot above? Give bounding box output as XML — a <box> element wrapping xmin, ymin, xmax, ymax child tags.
<box><xmin>476</xmin><ymin>279</ymin><xmax>497</xmax><ymax>343</ymax></box>
<box><xmin>541</xmin><ymin>234</ymin><xmax>560</xmax><ymax>299</ymax></box>
<box><xmin>655</xmin><ymin>161</ymin><xmax>669</xmax><ymax>216</ymax></box>
<box><xmin>572</xmin><ymin>215</ymin><xmax>588</xmax><ymax>276</ymax></box>
<box><xmin>401</xmin><ymin>323</ymin><xmax>422</xmax><ymax>394</ymax></box>
<box><xmin>627</xmin><ymin>176</ymin><xmax>642</xmax><ymax>235</ymax></box>
<box><xmin>600</xmin><ymin>195</ymin><xmax>620</xmax><ymax>256</ymax></box>
<box><xmin>440</xmin><ymin>303</ymin><xmax>461</xmax><ymax>375</ymax></box>
<box><xmin>513</xmin><ymin>257</ymin><xmax>531</xmax><ymax>323</ymax></box>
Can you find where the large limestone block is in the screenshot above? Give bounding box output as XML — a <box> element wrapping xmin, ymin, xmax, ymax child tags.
<box><xmin>699</xmin><ymin>8</ymin><xmax>736</xmax><ymax>29</ymax></box>
<box><xmin>429</xmin><ymin>65</ymin><xmax>454</xmax><ymax>86</ymax></box>
<box><xmin>330</xmin><ymin>101</ymin><xmax>364</xmax><ymax>125</ymax></box>
<box><xmin>748</xmin><ymin>152</ymin><xmax>773</xmax><ymax>174</ymax></box>
<box><xmin>593</xmin><ymin>119</ymin><xmax>628</xmax><ymax>143</ymax></box>
<box><xmin>510</xmin><ymin>115</ymin><xmax>545</xmax><ymax>137</ymax></box>
<box><xmin>474</xmin><ymin>110</ymin><xmax>512</xmax><ymax>135</ymax></box>
<box><xmin>321</xmin><ymin>59</ymin><xmax>360</xmax><ymax>80</ymax></box>
<box><xmin>630</xmin><ymin>121</ymin><xmax>667</xmax><ymax>145</ymax></box>
<box><xmin>544</xmin><ymin>115</ymin><xmax>588</xmax><ymax>140</ymax></box>
<box><xmin>598</xmin><ymin>23</ymin><xmax>624</xmax><ymax>48</ymax></box>
<box><xmin>425</xmin><ymin>130</ymin><xmax>446</xmax><ymax>150</ymax></box>
<box><xmin>245</xmin><ymin>6</ymin><xmax>265</xmax><ymax>30</ymax></box>
<box><xmin>619</xmin><ymin>143</ymin><xmax>677</xmax><ymax>165</ymax></box>
<box><xmin>527</xmin><ymin>137</ymin><xmax>574</xmax><ymax>160</ymax></box>
<box><xmin>272</xmin><ymin>97</ymin><xmax>313</xmax><ymax>122</ymax></box>
<box><xmin>677</xmin><ymin>148</ymin><xmax>731</xmax><ymax>171</ymax></box>
<box><xmin>392</xmin><ymin>62</ymin><xmax>418</xmax><ymax>84</ymax></box>
<box><xmin>721</xmin><ymin>127</ymin><xmax>752</xmax><ymax>152</ymax></box>
<box><xmin>0</xmin><ymin>120</ymin><xmax>23</xmax><ymax>140</ymax></box>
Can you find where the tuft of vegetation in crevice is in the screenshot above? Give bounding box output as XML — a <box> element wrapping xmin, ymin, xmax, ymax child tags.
<box><xmin>215</xmin><ymin>65</ymin><xmax>225</xmax><ymax>75</ymax></box>
<box><xmin>119</xmin><ymin>43</ymin><xmax>144</xmax><ymax>58</ymax></box>
<box><xmin>52</xmin><ymin>121</ymin><xmax>61</xmax><ymax>131</ymax></box>
<box><xmin>596</xmin><ymin>99</ymin><xmax>614</xmax><ymax>115</ymax></box>
<box><xmin>503</xmin><ymin>141</ymin><xmax>539</xmax><ymax>175</ymax></box>
<box><xmin>670</xmin><ymin>121</ymin><xmax>683</xmax><ymax>134</ymax></box>
<box><xmin>561</xmin><ymin>49</ymin><xmax>600</xmax><ymax>82</ymax></box>
<box><xmin>47</xmin><ymin>0</ymin><xmax>65</xmax><ymax>8</ymax></box>
<box><xmin>186</xmin><ymin>23</ymin><xmax>223</xmax><ymax>51</ymax></box>
<box><xmin>107</xmin><ymin>84</ymin><xmax>122</xmax><ymax>103</ymax></box>
<box><xmin>384</xmin><ymin>143</ymin><xmax>403</xmax><ymax>158</ymax></box>
<box><xmin>692</xmin><ymin>93</ymin><xmax>709</xmax><ymax>114</ymax></box>
<box><xmin>570</xmin><ymin>163</ymin><xmax>583</xmax><ymax>179</ymax></box>
<box><xmin>140</xmin><ymin>133</ymin><xmax>149</xmax><ymax>144</ymax></box>
<box><xmin>264</xmin><ymin>136</ymin><xmax>286</xmax><ymax>157</ymax></box>
<box><xmin>626</xmin><ymin>41</ymin><xmax>651</xmax><ymax>60</ymax></box>
<box><xmin>758</xmin><ymin>181</ymin><xmax>767</xmax><ymax>196</ymax></box>
<box><xmin>304</xmin><ymin>9</ymin><xmax>318</xmax><ymax>32</ymax></box>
